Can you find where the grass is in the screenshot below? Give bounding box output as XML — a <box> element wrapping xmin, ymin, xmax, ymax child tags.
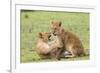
<box><xmin>20</xmin><ymin>10</ymin><xmax>90</xmax><ymax>63</ymax></box>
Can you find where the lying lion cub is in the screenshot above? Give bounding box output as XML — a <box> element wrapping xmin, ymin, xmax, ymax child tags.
<box><xmin>36</xmin><ymin>32</ymin><xmax>63</xmax><ymax>60</ymax></box>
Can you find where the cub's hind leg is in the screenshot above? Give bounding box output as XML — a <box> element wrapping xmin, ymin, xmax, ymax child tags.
<box><xmin>50</xmin><ymin>48</ymin><xmax>63</xmax><ymax>60</ymax></box>
<box><xmin>64</xmin><ymin>46</ymin><xmax>77</xmax><ymax>58</ymax></box>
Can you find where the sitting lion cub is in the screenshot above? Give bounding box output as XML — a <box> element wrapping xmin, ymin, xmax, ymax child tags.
<box><xmin>36</xmin><ymin>32</ymin><xmax>63</xmax><ymax>60</ymax></box>
<box><xmin>51</xmin><ymin>21</ymin><xmax>86</xmax><ymax>58</ymax></box>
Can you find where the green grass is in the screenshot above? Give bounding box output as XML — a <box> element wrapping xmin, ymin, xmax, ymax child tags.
<box><xmin>20</xmin><ymin>10</ymin><xmax>90</xmax><ymax>63</ymax></box>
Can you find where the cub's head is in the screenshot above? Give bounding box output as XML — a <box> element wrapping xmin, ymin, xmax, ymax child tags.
<box><xmin>38</xmin><ymin>32</ymin><xmax>51</xmax><ymax>42</ymax></box>
<box><xmin>51</xmin><ymin>21</ymin><xmax>63</xmax><ymax>35</ymax></box>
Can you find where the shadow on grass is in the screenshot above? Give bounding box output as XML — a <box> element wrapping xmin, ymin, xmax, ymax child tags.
<box><xmin>21</xmin><ymin>49</ymin><xmax>89</xmax><ymax>63</ymax></box>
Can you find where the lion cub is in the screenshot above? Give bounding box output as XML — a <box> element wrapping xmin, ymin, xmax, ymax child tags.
<box><xmin>51</xmin><ymin>21</ymin><xmax>85</xmax><ymax>58</ymax></box>
<box><xmin>36</xmin><ymin>32</ymin><xmax>63</xmax><ymax>60</ymax></box>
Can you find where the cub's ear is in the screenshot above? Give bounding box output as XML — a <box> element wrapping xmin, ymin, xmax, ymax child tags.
<box><xmin>59</xmin><ymin>21</ymin><xmax>62</xmax><ymax>27</ymax></box>
<box><xmin>39</xmin><ymin>32</ymin><xmax>42</xmax><ymax>38</ymax></box>
<box><xmin>51</xmin><ymin>21</ymin><xmax>54</xmax><ymax>24</ymax></box>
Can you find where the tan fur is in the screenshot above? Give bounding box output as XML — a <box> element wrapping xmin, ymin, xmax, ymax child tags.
<box><xmin>51</xmin><ymin>21</ymin><xmax>85</xmax><ymax>58</ymax></box>
<box><xmin>36</xmin><ymin>32</ymin><xmax>63</xmax><ymax>59</ymax></box>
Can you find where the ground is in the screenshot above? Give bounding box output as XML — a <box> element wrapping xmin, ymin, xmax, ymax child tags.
<box><xmin>20</xmin><ymin>10</ymin><xmax>89</xmax><ymax>63</ymax></box>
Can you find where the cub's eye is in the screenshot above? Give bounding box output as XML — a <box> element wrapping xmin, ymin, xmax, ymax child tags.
<box><xmin>48</xmin><ymin>35</ymin><xmax>51</xmax><ymax>38</ymax></box>
<box><xmin>54</xmin><ymin>28</ymin><xmax>57</xmax><ymax>30</ymax></box>
<box><xmin>53</xmin><ymin>32</ymin><xmax>57</xmax><ymax>36</ymax></box>
<box><xmin>48</xmin><ymin>35</ymin><xmax>51</xmax><ymax>41</ymax></box>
